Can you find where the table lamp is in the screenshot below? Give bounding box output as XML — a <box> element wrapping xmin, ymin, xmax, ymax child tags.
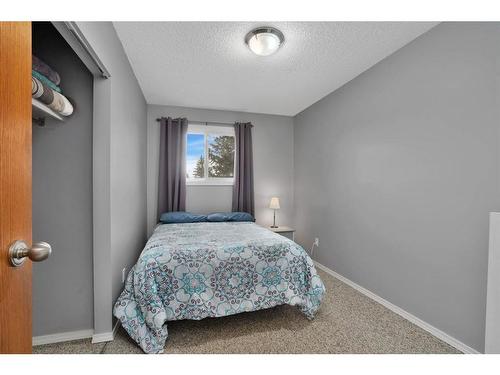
<box><xmin>269</xmin><ymin>197</ymin><xmax>280</xmax><ymax>228</ymax></box>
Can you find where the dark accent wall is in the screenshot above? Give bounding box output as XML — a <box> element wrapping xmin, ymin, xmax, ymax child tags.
<box><xmin>32</xmin><ymin>22</ymin><xmax>94</xmax><ymax>336</ymax></box>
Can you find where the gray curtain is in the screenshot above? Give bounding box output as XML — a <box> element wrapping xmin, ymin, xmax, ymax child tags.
<box><xmin>157</xmin><ymin>117</ymin><xmax>188</xmax><ymax>219</ymax></box>
<box><xmin>232</xmin><ymin>122</ymin><xmax>254</xmax><ymax>215</ymax></box>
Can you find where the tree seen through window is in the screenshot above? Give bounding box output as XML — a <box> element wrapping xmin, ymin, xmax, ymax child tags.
<box><xmin>187</xmin><ymin>130</ymin><xmax>235</xmax><ymax>180</ymax></box>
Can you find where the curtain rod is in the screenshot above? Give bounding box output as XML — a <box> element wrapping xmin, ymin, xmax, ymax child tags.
<box><xmin>155</xmin><ymin>118</ymin><xmax>252</xmax><ymax>127</ymax></box>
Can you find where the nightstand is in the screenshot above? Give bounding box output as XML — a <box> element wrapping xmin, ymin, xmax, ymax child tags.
<box><xmin>268</xmin><ymin>226</ymin><xmax>295</xmax><ymax>241</ymax></box>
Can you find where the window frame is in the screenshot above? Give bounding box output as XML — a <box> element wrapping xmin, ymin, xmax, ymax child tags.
<box><xmin>186</xmin><ymin>124</ymin><xmax>235</xmax><ymax>186</ymax></box>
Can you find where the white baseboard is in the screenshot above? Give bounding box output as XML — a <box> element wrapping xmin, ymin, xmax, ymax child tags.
<box><xmin>32</xmin><ymin>329</ymin><xmax>93</xmax><ymax>346</ymax></box>
<box><xmin>313</xmin><ymin>260</ymin><xmax>480</xmax><ymax>354</ymax></box>
<box><xmin>33</xmin><ymin>320</ymin><xmax>120</xmax><ymax>346</ymax></box>
<box><xmin>91</xmin><ymin>319</ymin><xmax>120</xmax><ymax>344</ymax></box>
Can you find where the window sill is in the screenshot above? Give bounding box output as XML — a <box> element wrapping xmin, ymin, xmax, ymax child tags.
<box><xmin>187</xmin><ymin>179</ymin><xmax>234</xmax><ymax>186</ymax></box>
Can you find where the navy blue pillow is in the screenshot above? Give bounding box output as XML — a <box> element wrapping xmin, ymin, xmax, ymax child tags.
<box><xmin>159</xmin><ymin>211</ymin><xmax>207</xmax><ymax>224</ymax></box>
<box><xmin>206</xmin><ymin>212</ymin><xmax>228</xmax><ymax>222</ymax></box>
<box><xmin>207</xmin><ymin>212</ymin><xmax>255</xmax><ymax>222</ymax></box>
<box><xmin>227</xmin><ymin>212</ymin><xmax>255</xmax><ymax>222</ymax></box>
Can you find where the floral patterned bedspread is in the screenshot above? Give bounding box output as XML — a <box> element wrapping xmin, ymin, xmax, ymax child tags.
<box><xmin>113</xmin><ymin>222</ymin><xmax>325</xmax><ymax>353</ymax></box>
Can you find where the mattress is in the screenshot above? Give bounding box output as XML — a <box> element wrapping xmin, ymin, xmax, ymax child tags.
<box><xmin>114</xmin><ymin>221</ymin><xmax>325</xmax><ymax>353</ymax></box>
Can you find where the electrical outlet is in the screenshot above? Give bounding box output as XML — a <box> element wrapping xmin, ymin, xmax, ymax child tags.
<box><xmin>314</xmin><ymin>237</ymin><xmax>319</xmax><ymax>247</ymax></box>
<box><xmin>122</xmin><ymin>267</ymin><xmax>127</xmax><ymax>283</ymax></box>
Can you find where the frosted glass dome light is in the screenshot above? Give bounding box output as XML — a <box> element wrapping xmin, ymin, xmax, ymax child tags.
<box><xmin>245</xmin><ymin>27</ymin><xmax>284</xmax><ymax>56</ymax></box>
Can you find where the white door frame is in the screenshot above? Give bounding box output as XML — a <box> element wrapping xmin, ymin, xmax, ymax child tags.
<box><xmin>486</xmin><ymin>212</ymin><xmax>500</xmax><ymax>353</ymax></box>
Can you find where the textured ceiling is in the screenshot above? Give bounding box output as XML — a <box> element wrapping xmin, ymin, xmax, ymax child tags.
<box><xmin>113</xmin><ymin>22</ymin><xmax>437</xmax><ymax>116</ymax></box>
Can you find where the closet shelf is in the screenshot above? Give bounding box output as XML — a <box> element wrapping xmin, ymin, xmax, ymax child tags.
<box><xmin>32</xmin><ymin>98</ymin><xmax>64</xmax><ymax>126</ymax></box>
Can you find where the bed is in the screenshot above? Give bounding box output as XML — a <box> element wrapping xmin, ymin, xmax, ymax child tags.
<box><xmin>113</xmin><ymin>221</ymin><xmax>325</xmax><ymax>353</ymax></box>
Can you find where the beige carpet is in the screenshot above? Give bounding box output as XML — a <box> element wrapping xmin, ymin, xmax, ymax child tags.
<box><xmin>33</xmin><ymin>269</ymin><xmax>460</xmax><ymax>354</ymax></box>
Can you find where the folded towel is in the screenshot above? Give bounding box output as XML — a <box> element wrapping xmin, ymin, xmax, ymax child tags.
<box><xmin>32</xmin><ymin>70</ymin><xmax>62</xmax><ymax>93</ymax></box>
<box><xmin>32</xmin><ymin>75</ymin><xmax>54</xmax><ymax>105</ymax></box>
<box><xmin>32</xmin><ymin>76</ymin><xmax>73</xmax><ymax>117</ymax></box>
<box><xmin>32</xmin><ymin>55</ymin><xmax>61</xmax><ymax>86</ymax></box>
<box><xmin>50</xmin><ymin>91</ymin><xmax>73</xmax><ymax>116</ymax></box>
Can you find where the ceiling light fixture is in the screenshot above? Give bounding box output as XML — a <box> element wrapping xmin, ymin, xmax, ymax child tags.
<box><xmin>245</xmin><ymin>27</ymin><xmax>284</xmax><ymax>56</ymax></box>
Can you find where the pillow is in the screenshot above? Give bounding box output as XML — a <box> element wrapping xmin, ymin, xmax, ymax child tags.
<box><xmin>159</xmin><ymin>211</ymin><xmax>207</xmax><ymax>224</ymax></box>
<box><xmin>206</xmin><ymin>212</ymin><xmax>229</xmax><ymax>222</ymax></box>
<box><xmin>207</xmin><ymin>212</ymin><xmax>255</xmax><ymax>222</ymax></box>
<box><xmin>227</xmin><ymin>212</ymin><xmax>255</xmax><ymax>222</ymax></box>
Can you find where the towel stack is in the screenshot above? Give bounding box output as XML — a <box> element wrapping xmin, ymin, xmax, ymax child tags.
<box><xmin>31</xmin><ymin>55</ymin><xmax>74</xmax><ymax>117</ymax></box>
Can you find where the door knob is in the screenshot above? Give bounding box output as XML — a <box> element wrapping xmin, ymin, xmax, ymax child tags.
<box><xmin>8</xmin><ymin>240</ymin><xmax>52</xmax><ymax>267</ymax></box>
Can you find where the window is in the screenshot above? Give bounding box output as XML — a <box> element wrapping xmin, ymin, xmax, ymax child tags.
<box><xmin>186</xmin><ymin>124</ymin><xmax>235</xmax><ymax>185</ymax></box>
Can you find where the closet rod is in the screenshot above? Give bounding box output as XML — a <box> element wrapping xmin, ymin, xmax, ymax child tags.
<box><xmin>156</xmin><ymin>119</ymin><xmax>252</xmax><ymax>127</ymax></box>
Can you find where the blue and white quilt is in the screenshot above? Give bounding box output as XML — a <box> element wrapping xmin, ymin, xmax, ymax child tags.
<box><xmin>114</xmin><ymin>222</ymin><xmax>325</xmax><ymax>353</ymax></box>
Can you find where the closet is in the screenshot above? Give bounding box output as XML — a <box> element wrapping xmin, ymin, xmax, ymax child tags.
<box><xmin>31</xmin><ymin>22</ymin><xmax>94</xmax><ymax>339</ymax></box>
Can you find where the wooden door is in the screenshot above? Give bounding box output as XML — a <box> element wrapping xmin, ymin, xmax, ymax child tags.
<box><xmin>0</xmin><ymin>21</ymin><xmax>32</xmax><ymax>353</ymax></box>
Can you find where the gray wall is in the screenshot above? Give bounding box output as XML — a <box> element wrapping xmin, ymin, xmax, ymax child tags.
<box><xmin>147</xmin><ymin>105</ymin><xmax>294</xmax><ymax>235</ymax></box>
<box><xmin>32</xmin><ymin>23</ymin><xmax>94</xmax><ymax>336</ymax></box>
<box><xmin>294</xmin><ymin>22</ymin><xmax>500</xmax><ymax>352</ymax></box>
<box><xmin>76</xmin><ymin>22</ymin><xmax>148</xmax><ymax>335</ymax></box>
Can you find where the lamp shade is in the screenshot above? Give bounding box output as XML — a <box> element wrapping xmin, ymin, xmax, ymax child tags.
<box><xmin>269</xmin><ymin>197</ymin><xmax>280</xmax><ymax>210</ymax></box>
